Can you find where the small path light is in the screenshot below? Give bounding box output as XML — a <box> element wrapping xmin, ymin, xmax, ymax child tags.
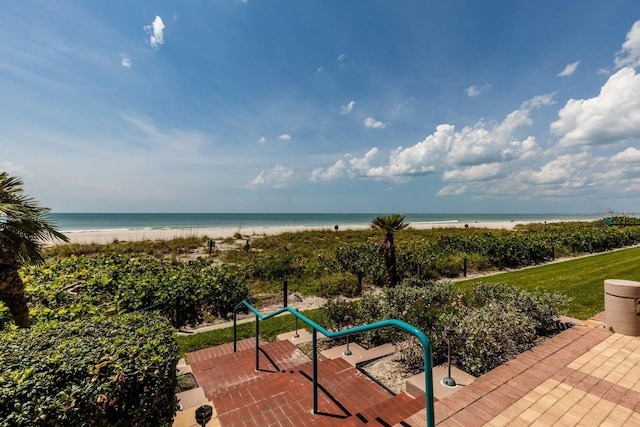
<box><xmin>195</xmin><ymin>404</ymin><xmax>213</xmax><ymax>427</ymax></box>
<box><xmin>442</xmin><ymin>326</ymin><xmax>457</xmax><ymax>387</ymax></box>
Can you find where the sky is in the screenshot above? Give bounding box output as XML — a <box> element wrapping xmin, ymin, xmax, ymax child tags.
<box><xmin>1</xmin><ymin>1</ymin><xmax>640</xmax><ymax>214</ymax></box>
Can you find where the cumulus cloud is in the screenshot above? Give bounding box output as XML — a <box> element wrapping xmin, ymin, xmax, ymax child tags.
<box><xmin>248</xmin><ymin>165</ymin><xmax>296</xmax><ymax>189</ymax></box>
<box><xmin>144</xmin><ymin>16</ymin><xmax>165</xmax><ymax>50</ymax></box>
<box><xmin>312</xmin><ymin>95</ymin><xmax>551</xmax><ymax>183</ymax></box>
<box><xmin>258</xmin><ymin>136</ymin><xmax>266</xmax><ymax>144</ymax></box>
<box><xmin>364</xmin><ymin>117</ymin><xmax>386</xmax><ymax>129</ymax></box>
<box><xmin>341</xmin><ymin>100</ymin><xmax>356</xmax><ymax>115</ymax></box>
<box><xmin>465</xmin><ymin>84</ymin><xmax>491</xmax><ymax>97</ymax></box>
<box><xmin>551</xmin><ymin>67</ymin><xmax>640</xmax><ymax>146</ymax></box>
<box><xmin>121</xmin><ymin>57</ymin><xmax>131</xmax><ymax>68</ymax></box>
<box><xmin>278</xmin><ymin>134</ymin><xmax>291</xmax><ymax>140</ymax></box>
<box><xmin>615</xmin><ymin>20</ymin><xmax>640</xmax><ymax>68</ymax></box>
<box><xmin>338</xmin><ymin>53</ymin><xmax>346</xmax><ymax>62</ymax></box>
<box><xmin>310</xmin><ymin>148</ymin><xmax>379</xmax><ymax>181</ymax></box>
<box><xmin>557</xmin><ymin>61</ymin><xmax>580</xmax><ymax>77</ymax></box>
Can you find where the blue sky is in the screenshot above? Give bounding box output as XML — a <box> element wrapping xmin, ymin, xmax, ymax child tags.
<box><xmin>2</xmin><ymin>1</ymin><xmax>640</xmax><ymax>214</ymax></box>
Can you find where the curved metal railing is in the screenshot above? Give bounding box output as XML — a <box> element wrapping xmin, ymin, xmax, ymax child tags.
<box><xmin>233</xmin><ymin>301</ymin><xmax>435</xmax><ymax>427</ymax></box>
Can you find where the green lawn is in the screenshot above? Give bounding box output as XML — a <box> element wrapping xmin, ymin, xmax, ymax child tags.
<box><xmin>456</xmin><ymin>246</ymin><xmax>640</xmax><ymax>320</ymax></box>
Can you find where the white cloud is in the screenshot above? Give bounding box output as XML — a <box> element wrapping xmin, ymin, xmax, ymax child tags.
<box><xmin>121</xmin><ymin>57</ymin><xmax>131</xmax><ymax>68</ymax></box>
<box><xmin>557</xmin><ymin>61</ymin><xmax>580</xmax><ymax>77</ymax></box>
<box><xmin>1</xmin><ymin>162</ymin><xmax>26</xmax><ymax>175</ymax></box>
<box><xmin>551</xmin><ymin>67</ymin><xmax>640</xmax><ymax>146</ymax></box>
<box><xmin>278</xmin><ymin>134</ymin><xmax>291</xmax><ymax>140</ymax></box>
<box><xmin>611</xmin><ymin>147</ymin><xmax>640</xmax><ymax>164</ymax></box>
<box><xmin>258</xmin><ymin>136</ymin><xmax>266</xmax><ymax>144</ymax></box>
<box><xmin>465</xmin><ymin>84</ymin><xmax>491</xmax><ymax>97</ymax></box>
<box><xmin>341</xmin><ymin>100</ymin><xmax>356</xmax><ymax>115</ymax></box>
<box><xmin>248</xmin><ymin>165</ymin><xmax>296</xmax><ymax>189</ymax></box>
<box><xmin>312</xmin><ymin>95</ymin><xmax>550</xmax><ymax>182</ymax></box>
<box><xmin>615</xmin><ymin>20</ymin><xmax>640</xmax><ymax>68</ymax></box>
<box><xmin>311</xmin><ymin>148</ymin><xmax>380</xmax><ymax>181</ymax></box>
<box><xmin>144</xmin><ymin>16</ymin><xmax>165</xmax><ymax>50</ymax></box>
<box><xmin>364</xmin><ymin>117</ymin><xmax>386</xmax><ymax>129</ymax></box>
<box><xmin>338</xmin><ymin>53</ymin><xmax>345</xmax><ymax>62</ymax></box>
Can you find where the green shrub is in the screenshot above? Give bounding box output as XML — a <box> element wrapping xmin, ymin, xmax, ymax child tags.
<box><xmin>451</xmin><ymin>303</ymin><xmax>536</xmax><ymax>376</ymax></box>
<box><xmin>470</xmin><ymin>282</ymin><xmax>569</xmax><ymax>335</ymax></box>
<box><xmin>0</xmin><ymin>312</ymin><xmax>178</xmax><ymax>427</ymax></box>
<box><xmin>203</xmin><ymin>264</ymin><xmax>250</xmax><ymax>318</ymax></box>
<box><xmin>315</xmin><ymin>272</ymin><xmax>361</xmax><ymax>298</ymax></box>
<box><xmin>23</xmin><ymin>255</ymin><xmax>249</xmax><ymax>328</ymax></box>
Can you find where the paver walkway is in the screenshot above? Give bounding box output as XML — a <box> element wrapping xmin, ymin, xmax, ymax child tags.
<box><xmin>401</xmin><ymin>313</ymin><xmax>640</xmax><ymax>426</ymax></box>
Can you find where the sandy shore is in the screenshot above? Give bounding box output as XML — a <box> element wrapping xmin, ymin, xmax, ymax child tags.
<box><xmin>60</xmin><ymin>220</ymin><xmax>540</xmax><ymax>245</ymax></box>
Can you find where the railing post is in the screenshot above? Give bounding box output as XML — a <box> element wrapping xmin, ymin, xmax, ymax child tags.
<box><xmin>312</xmin><ymin>327</ymin><xmax>318</xmax><ymax>414</ymax></box>
<box><xmin>255</xmin><ymin>314</ymin><xmax>260</xmax><ymax>371</ymax></box>
<box><xmin>233</xmin><ymin>310</ymin><xmax>237</xmax><ymax>352</ymax></box>
<box><xmin>422</xmin><ymin>340</ymin><xmax>435</xmax><ymax>427</ymax></box>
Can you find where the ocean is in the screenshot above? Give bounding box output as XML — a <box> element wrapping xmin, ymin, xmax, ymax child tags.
<box><xmin>49</xmin><ymin>213</ymin><xmax>606</xmax><ymax>233</ymax></box>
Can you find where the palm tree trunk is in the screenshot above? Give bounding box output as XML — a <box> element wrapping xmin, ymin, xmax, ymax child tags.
<box><xmin>0</xmin><ymin>256</ymin><xmax>31</xmax><ymax>328</ymax></box>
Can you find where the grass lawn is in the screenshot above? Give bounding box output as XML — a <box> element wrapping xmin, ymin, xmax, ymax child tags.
<box><xmin>455</xmin><ymin>246</ymin><xmax>640</xmax><ymax>320</ymax></box>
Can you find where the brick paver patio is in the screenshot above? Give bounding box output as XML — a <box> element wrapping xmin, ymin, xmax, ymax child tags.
<box><xmin>401</xmin><ymin>313</ymin><xmax>640</xmax><ymax>426</ymax></box>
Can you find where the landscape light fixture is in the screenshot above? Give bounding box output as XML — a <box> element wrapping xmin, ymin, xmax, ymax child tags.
<box><xmin>195</xmin><ymin>404</ymin><xmax>213</xmax><ymax>427</ymax></box>
<box><xmin>442</xmin><ymin>327</ymin><xmax>457</xmax><ymax>387</ymax></box>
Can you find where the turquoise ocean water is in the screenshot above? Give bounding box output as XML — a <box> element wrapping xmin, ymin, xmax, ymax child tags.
<box><xmin>50</xmin><ymin>213</ymin><xmax>606</xmax><ymax>233</ymax></box>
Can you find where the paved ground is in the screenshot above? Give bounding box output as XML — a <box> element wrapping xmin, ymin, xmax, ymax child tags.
<box><xmin>402</xmin><ymin>312</ymin><xmax>640</xmax><ymax>426</ymax></box>
<box><xmin>178</xmin><ymin>311</ymin><xmax>640</xmax><ymax>426</ymax></box>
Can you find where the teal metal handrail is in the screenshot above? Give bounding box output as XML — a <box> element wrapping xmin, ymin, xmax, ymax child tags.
<box><xmin>233</xmin><ymin>301</ymin><xmax>435</xmax><ymax>427</ymax></box>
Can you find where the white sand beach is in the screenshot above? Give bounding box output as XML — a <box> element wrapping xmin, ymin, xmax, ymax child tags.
<box><xmin>61</xmin><ymin>220</ymin><xmax>542</xmax><ymax>245</ymax></box>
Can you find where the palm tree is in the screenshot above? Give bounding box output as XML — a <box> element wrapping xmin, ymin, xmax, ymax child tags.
<box><xmin>0</xmin><ymin>172</ymin><xmax>68</xmax><ymax>328</ymax></box>
<box><xmin>371</xmin><ymin>214</ymin><xmax>409</xmax><ymax>287</ymax></box>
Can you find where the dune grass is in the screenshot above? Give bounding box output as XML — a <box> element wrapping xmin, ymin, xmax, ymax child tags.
<box><xmin>455</xmin><ymin>246</ymin><xmax>640</xmax><ymax>320</ymax></box>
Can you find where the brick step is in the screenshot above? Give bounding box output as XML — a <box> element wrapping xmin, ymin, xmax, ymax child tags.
<box><xmin>187</xmin><ymin>337</ymin><xmax>256</xmax><ymax>366</ymax></box>
<box><xmin>347</xmin><ymin>392</ymin><xmax>426</xmax><ymax>426</ymax></box>
<box><xmin>209</xmin><ymin>357</ymin><xmax>394</xmax><ymax>426</ymax></box>
<box><xmin>191</xmin><ymin>339</ymin><xmax>310</xmax><ymax>396</ymax></box>
<box><xmin>188</xmin><ymin>338</ymin><xmax>429</xmax><ymax>426</ymax></box>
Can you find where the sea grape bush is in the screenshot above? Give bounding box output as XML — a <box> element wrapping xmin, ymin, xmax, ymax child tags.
<box><xmin>0</xmin><ymin>312</ymin><xmax>178</xmax><ymax>427</ymax></box>
<box><xmin>22</xmin><ymin>254</ymin><xmax>249</xmax><ymax>327</ymax></box>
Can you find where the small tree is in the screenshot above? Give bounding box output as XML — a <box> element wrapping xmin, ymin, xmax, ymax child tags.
<box><xmin>0</xmin><ymin>172</ymin><xmax>68</xmax><ymax>328</ymax></box>
<box><xmin>371</xmin><ymin>214</ymin><xmax>409</xmax><ymax>287</ymax></box>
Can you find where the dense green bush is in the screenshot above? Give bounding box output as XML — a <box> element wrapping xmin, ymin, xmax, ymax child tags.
<box><xmin>450</xmin><ymin>303</ymin><xmax>536</xmax><ymax>376</ymax></box>
<box><xmin>470</xmin><ymin>282</ymin><xmax>570</xmax><ymax>335</ymax></box>
<box><xmin>323</xmin><ymin>281</ymin><xmax>567</xmax><ymax>376</ymax></box>
<box><xmin>0</xmin><ymin>312</ymin><xmax>178</xmax><ymax>427</ymax></box>
<box><xmin>22</xmin><ymin>254</ymin><xmax>249</xmax><ymax>328</ymax></box>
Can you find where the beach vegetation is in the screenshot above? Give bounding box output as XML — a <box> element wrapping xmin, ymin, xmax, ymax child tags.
<box><xmin>0</xmin><ymin>312</ymin><xmax>178</xmax><ymax>426</ymax></box>
<box><xmin>319</xmin><ymin>280</ymin><xmax>567</xmax><ymax>376</ymax></box>
<box><xmin>0</xmin><ymin>172</ymin><xmax>69</xmax><ymax>328</ymax></box>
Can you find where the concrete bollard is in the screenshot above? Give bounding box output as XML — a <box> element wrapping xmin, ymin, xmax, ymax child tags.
<box><xmin>604</xmin><ymin>279</ymin><xmax>640</xmax><ymax>336</ymax></box>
